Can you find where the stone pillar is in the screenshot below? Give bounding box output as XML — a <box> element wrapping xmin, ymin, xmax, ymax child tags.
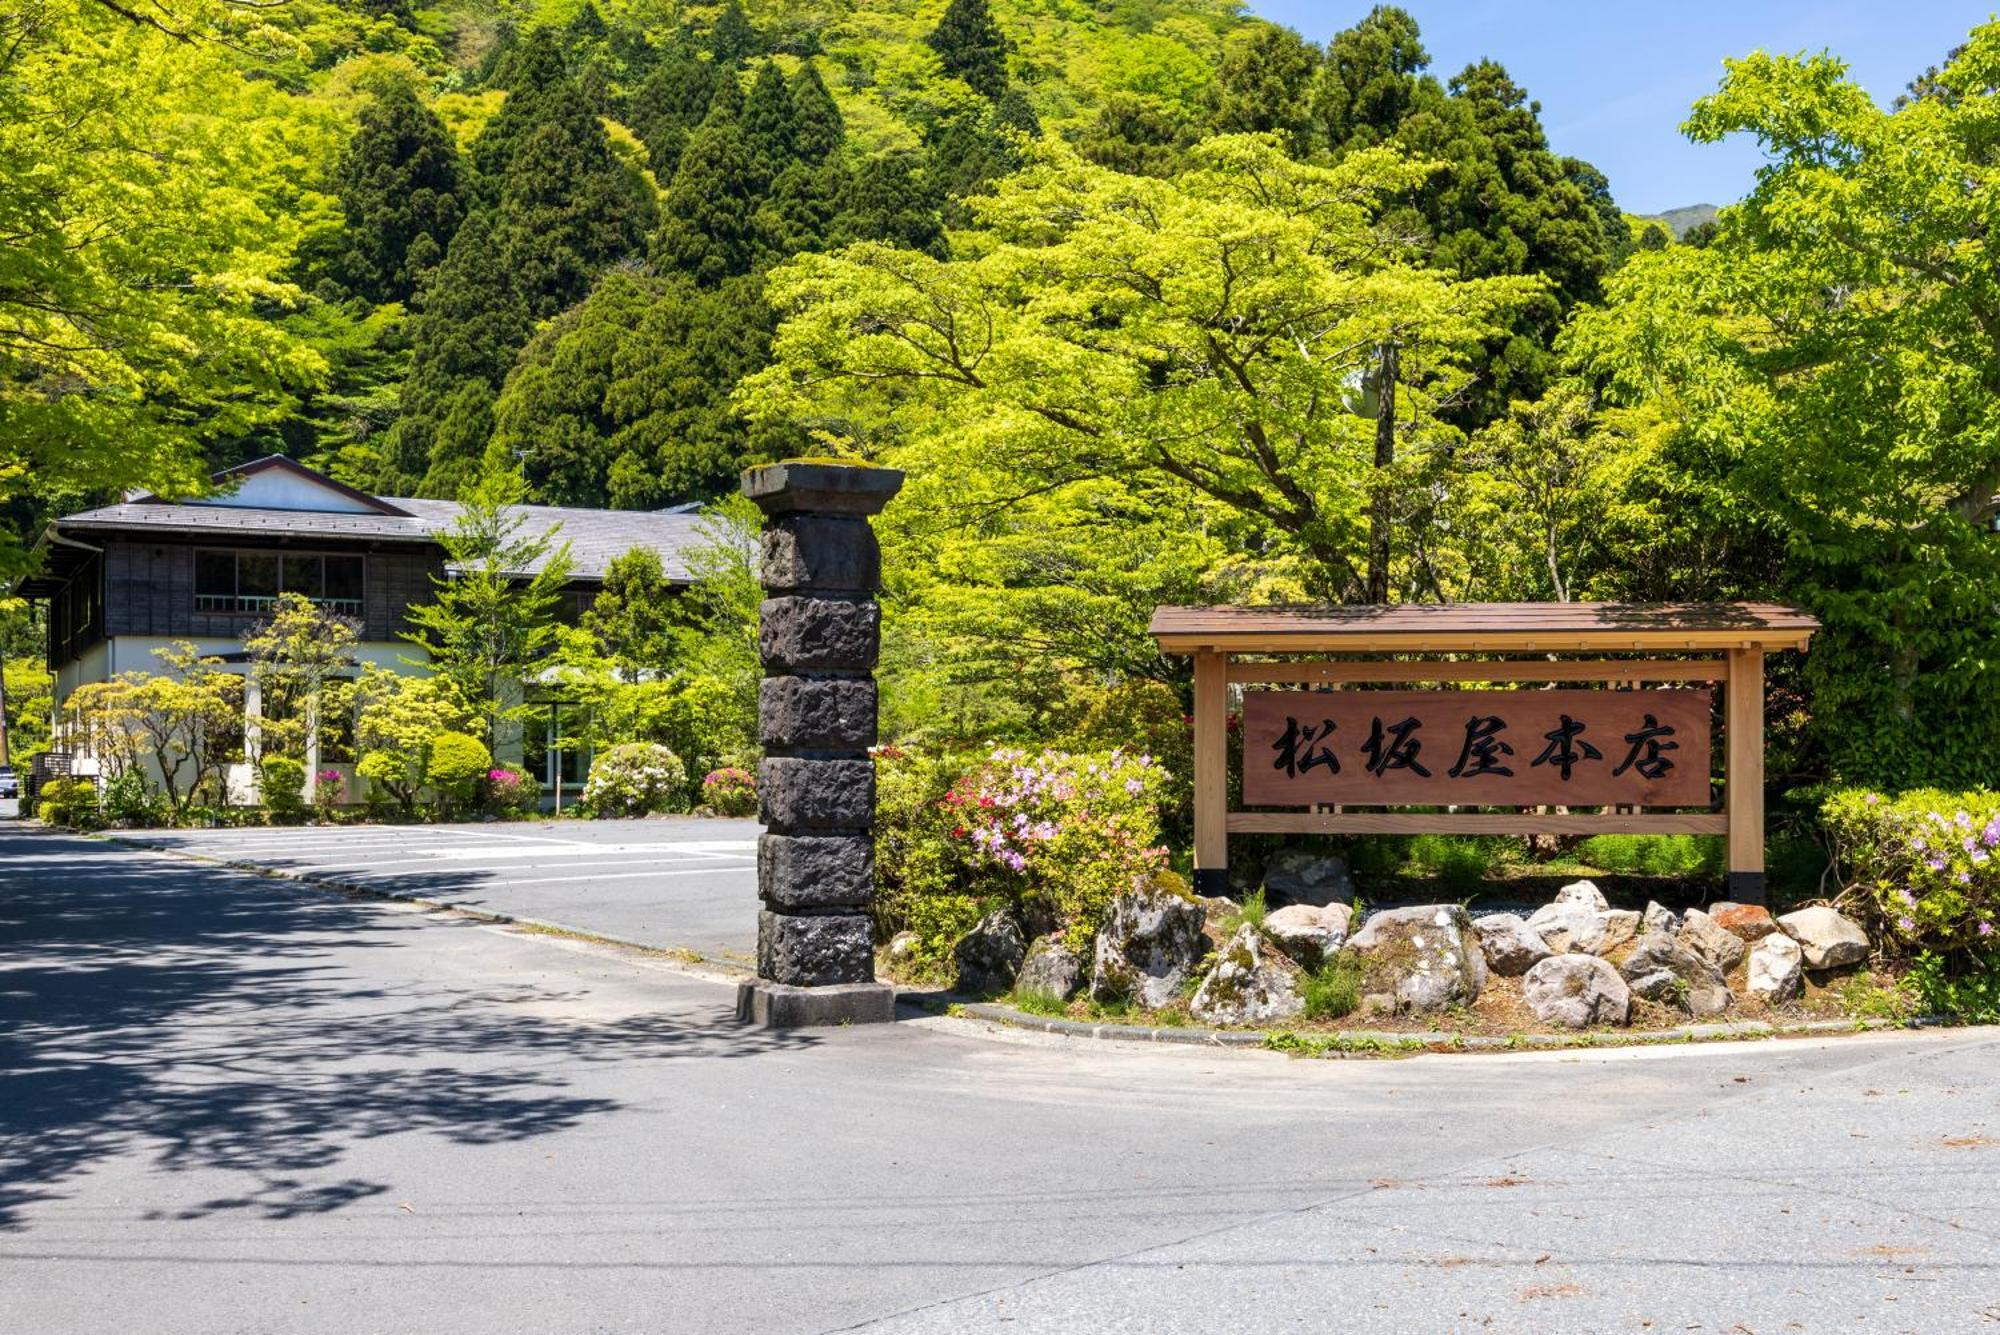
<box><xmin>736</xmin><ymin>460</ymin><xmax>904</xmax><ymax>1028</ymax></box>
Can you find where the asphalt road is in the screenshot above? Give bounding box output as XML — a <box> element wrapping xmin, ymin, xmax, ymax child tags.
<box><xmin>3</xmin><ymin>827</ymin><xmax>1998</xmax><ymax>1334</ymax></box>
<box><xmin>120</xmin><ymin>817</ymin><xmax>760</xmax><ymax>967</ymax></box>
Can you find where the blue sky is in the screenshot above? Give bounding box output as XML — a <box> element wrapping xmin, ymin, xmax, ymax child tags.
<box><xmin>1243</xmin><ymin>2</ymin><xmax>1992</xmax><ymax>214</ymax></box>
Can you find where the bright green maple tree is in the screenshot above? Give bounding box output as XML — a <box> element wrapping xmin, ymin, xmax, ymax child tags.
<box><xmin>745</xmin><ymin>134</ymin><xmax>1539</xmax><ymax>602</ymax></box>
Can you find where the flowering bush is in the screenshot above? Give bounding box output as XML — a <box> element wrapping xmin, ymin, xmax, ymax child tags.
<box><xmin>582</xmin><ymin>743</ymin><xmax>689</xmax><ymax>818</ymax></box>
<box><xmin>946</xmin><ymin>746</ymin><xmax>1173</xmax><ymax>949</ymax></box>
<box><xmin>701</xmin><ymin>767</ymin><xmax>757</xmax><ymax>817</ymax></box>
<box><xmin>314</xmin><ymin>770</ymin><xmax>345</xmax><ymax>819</ymax></box>
<box><xmin>484</xmin><ymin>765</ymin><xmax>538</xmax><ymax>817</ymax></box>
<box><xmin>1824</xmin><ymin>788</ymin><xmax>2000</xmax><ymax>953</ymax></box>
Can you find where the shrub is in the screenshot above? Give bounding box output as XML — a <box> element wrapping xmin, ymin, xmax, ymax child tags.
<box><xmin>884</xmin><ymin>739</ymin><xmax>1168</xmax><ymax>959</ymax></box>
<box><xmin>314</xmin><ymin>769</ymin><xmax>346</xmax><ymax>819</ymax></box>
<box><xmin>483</xmin><ymin>765</ymin><xmax>539</xmax><ymax>817</ymax></box>
<box><xmin>258</xmin><ymin>755</ymin><xmax>307</xmax><ymax>822</ymax></box>
<box><xmin>1823</xmin><ymin>788</ymin><xmax>2000</xmax><ymax>954</ymax></box>
<box><xmin>1902</xmin><ymin>949</ymin><xmax>2000</xmax><ymax>1024</ymax></box>
<box><xmin>873</xmin><ymin>745</ymin><xmax>986</xmax><ymax>978</ymax></box>
<box><xmin>424</xmin><ymin>731</ymin><xmax>492</xmax><ymax>816</ymax></box>
<box><xmin>701</xmin><ymin>766</ymin><xmax>757</xmax><ymax>817</ymax></box>
<box><xmin>102</xmin><ymin>771</ymin><xmax>162</xmax><ymax>828</ymax></box>
<box><xmin>37</xmin><ymin>777</ymin><xmax>99</xmax><ymax>828</ymax></box>
<box><xmin>582</xmin><ymin>742</ymin><xmax>689</xmax><ymax>817</ymax></box>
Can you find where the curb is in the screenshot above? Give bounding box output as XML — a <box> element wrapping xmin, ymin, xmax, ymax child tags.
<box><xmin>957</xmin><ymin>1000</ymin><xmax>1939</xmax><ymax>1057</ymax></box>
<box><xmin>96</xmin><ymin>831</ymin><xmax>755</xmax><ymax>985</ymax></box>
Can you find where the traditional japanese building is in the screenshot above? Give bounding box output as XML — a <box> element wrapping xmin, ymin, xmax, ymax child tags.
<box><xmin>12</xmin><ymin>456</ymin><xmax>710</xmax><ymax>803</ymax></box>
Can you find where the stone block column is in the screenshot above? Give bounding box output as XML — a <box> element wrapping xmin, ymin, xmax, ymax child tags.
<box><xmin>736</xmin><ymin>460</ymin><xmax>904</xmax><ymax>1028</ymax></box>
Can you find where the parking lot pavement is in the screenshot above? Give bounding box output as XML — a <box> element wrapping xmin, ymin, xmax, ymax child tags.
<box><xmin>119</xmin><ymin>817</ymin><xmax>759</xmax><ymax>967</ymax></box>
<box><xmin>6</xmin><ymin>825</ymin><xmax>2000</xmax><ymax>1335</ymax></box>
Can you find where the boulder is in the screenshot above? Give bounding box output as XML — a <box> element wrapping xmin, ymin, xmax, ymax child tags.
<box><xmin>1472</xmin><ymin>913</ymin><xmax>1553</xmax><ymax>977</ymax></box>
<box><xmin>1710</xmin><ymin>902</ymin><xmax>1778</xmax><ymax>943</ymax></box>
<box><xmin>1016</xmin><ymin>936</ymin><xmax>1085</xmax><ymax>1001</ymax></box>
<box><xmin>1261</xmin><ymin>849</ymin><xmax>1355</xmax><ymax>907</ymax></box>
<box><xmin>1262</xmin><ymin>903</ymin><xmax>1353</xmax><ymax>970</ymax></box>
<box><xmin>1643</xmin><ymin>901</ymin><xmax>1680</xmax><ymax>937</ymax></box>
<box><xmin>1620</xmin><ymin>932</ymin><xmax>1732</xmax><ymax>1017</ymax></box>
<box><xmin>1525</xmin><ymin>903</ymin><xmax>1640</xmax><ymax>956</ymax></box>
<box><xmin>1344</xmin><ymin>905</ymin><xmax>1487</xmax><ymax>1014</ymax></box>
<box><xmin>1091</xmin><ymin>886</ymin><xmax>1209</xmax><ymax>1008</ymax></box>
<box><xmin>954</xmin><ymin>911</ymin><xmax>1026</xmax><ymax>994</ymax></box>
<box><xmin>1190</xmin><ymin>925</ymin><xmax>1305</xmax><ymax>1026</ymax></box>
<box><xmin>1554</xmin><ymin>879</ymin><xmax>1610</xmax><ymax>912</ymax></box>
<box><xmin>1776</xmin><ymin>906</ymin><xmax>1871</xmax><ymax>970</ymax></box>
<box><xmin>1747</xmin><ymin>932</ymin><xmax>1805</xmax><ymax>1004</ymax></box>
<box><xmin>1676</xmin><ymin>908</ymin><xmax>1747</xmax><ymax>973</ymax></box>
<box><xmin>886</xmin><ymin>930</ymin><xmax>921</xmax><ymax>969</ymax></box>
<box><xmin>1522</xmin><ymin>954</ymin><xmax>1631</xmax><ymax>1029</ymax></box>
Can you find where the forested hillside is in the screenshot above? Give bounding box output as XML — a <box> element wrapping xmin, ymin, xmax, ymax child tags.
<box><xmin>2</xmin><ymin>0</ymin><xmax>1633</xmax><ymax>527</ymax></box>
<box><xmin>7</xmin><ymin>0</ymin><xmax>1999</xmax><ymax>792</ymax></box>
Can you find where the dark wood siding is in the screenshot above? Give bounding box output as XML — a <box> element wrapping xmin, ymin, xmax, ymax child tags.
<box><xmin>100</xmin><ymin>537</ymin><xmax>443</xmax><ymax>642</ymax></box>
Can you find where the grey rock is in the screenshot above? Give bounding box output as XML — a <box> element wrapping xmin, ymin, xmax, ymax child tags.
<box><xmin>1190</xmin><ymin>925</ymin><xmax>1305</xmax><ymax>1027</ymax></box>
<box><xmin>1620</xmin><ymin>932</ymin><xmax>1732</xmax><ymax>1017</ymax></box>
<box><xmin>742</xmin><ymin>460</ymin><xmax>904</xmax><ymax>517</ymax></box>
<box><xmin>886</xmin><ymin>930</ymin><xmax>921</xmax><ymax>967</ymax></box>
<box><xmin>1643</xmin><ymin>900</ymin><xmax>1680</xmax><ymax>937</ymax></box>
<box><xmin>1748</xmin><ymin>932</ymin><xmax>1805</xmax><ymax>1003</ymax></box>
<box><xmin>758</xmin><ymin>832</ymin><xmax>874</xmax><ymax>909</ymax></box>
<box><xmin>1262</xmin><ymin>902</ymin><xmax>1352</xmax><ymax>970</ymax></box>
<box><xmin>1555</xmin><ymin>879</ymin><xmax>1609</xmax><ymax>912</ymax></box>
<box><xmin>1526</xmin><ymin>903</ymin><xmax>1640</xmax><ymax>956</ymax></box>
<box><xmin>1260</xmin><ymin>848</ymin><xmax>1354</xmax><ymax>907</ymax></box>
<box><xmin>759</xmin><ymin>595</ymin><xmax>881</xmax><ymax>672</ymax></box>
<box><xmin>759</xmin><ymin>911</ymin><xmax>874</xmax><ymax>987</ymax></box>
<box><xmin>1016</xmin><ymin>936</ymin><xmax>1085</xmax><ymax>1002</ymax></box>
<box><xmin>757</xmin><ymin>676</ymin><xmax>877</xmax><ymax>751</ymax></box>
<box><xmin>1091</xmin><ymin>886</ymin><xmax>1209</xmax><ymax>1009</ymax></box>
<box><xmin>757</xmin><ymin>757</ymin><xmax>875</xmax><ymax>831</ymax></box>
<box><xmin>1777</xmin><ymin>906</ymin><xmax>1871</xmax><ymax>970</ymax></box>
<box><xmin>1473</xmin><ymin>913</ymin><xmax>1553</xmax><ymax>976</ymax></box>
<box><xmin>1522</xmin><ymin>954</ymin><xmax>1631</xmax><ymax>1029</ymax></box>
<box><xmin>1344</xmin><ymin>905</ymin><xmax>1487</xmax><ymax>1014</ymax></box>
<box><xmin>1677</xmin><ymin>908</ymin><xmax>1748</xmax><ymax>973</ymax></box>
<box><xmin>760</xmin><ymin>515</ymin><xmax>881</xmax><ymax>592</ymax></box>
<box><xmin>954</xmin><ymin>911</ymin><xmax>1027</xmax><ymax>994</ymax></box>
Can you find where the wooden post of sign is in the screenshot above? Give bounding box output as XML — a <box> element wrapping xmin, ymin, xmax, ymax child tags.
<box><xmin>1726</xmin><ymin>647</ymin><xmax>1766</xmax><ymax>904</ymax></box>
<box><xmin>1193</xmin><ymin>649</ymin><xmax>1228</xmax><ymax>896</ymax></box>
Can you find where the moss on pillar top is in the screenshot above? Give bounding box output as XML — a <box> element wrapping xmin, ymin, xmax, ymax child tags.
<box><xmin>741</xmin><ymin>459</ymin><xmax>905</xmax><ymax>517</ymax></box>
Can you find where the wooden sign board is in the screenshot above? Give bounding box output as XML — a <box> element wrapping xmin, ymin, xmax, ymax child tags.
<box><xmin>1241</xmin><ymin>688</ymin><xmax>1713</xmax><ymax>808</ymax></box>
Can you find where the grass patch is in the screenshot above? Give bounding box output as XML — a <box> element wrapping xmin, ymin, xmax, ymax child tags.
<box><xmin>1010</xmin><ymin>987</ymin><xmax>1068</xmax><ymax>1016</ymax></box>
<box><xmin>1555</xmin><ymin>834</ymin><xmax>1722</xmax><ymax>878</ymax></box>
<box><xmin>1300</xmin><ymin>955</ymin><xmax>1364</xmax><ymax>1021</ymax></box>
<box><xmin>1088</xmin><ymin>995</ymin><xmax>1136</xmax><ymax>1021</ymax></box>
<box><xmin>1225</xmin><ymin>887</ymin><xmax>1268</xmax><ymax>933</ymax></box>
<box><xmin>1349</xmin><ymin>834</ymin><xmax>1523</xmax><ymax>892</ymax></box>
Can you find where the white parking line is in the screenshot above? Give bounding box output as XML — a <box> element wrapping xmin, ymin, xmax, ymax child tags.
<box><xmin>318</xmin><ymin>855</ymin><xmax>755</xmax><ymax>879</ymax></box>
<box><xmin>239</xmin><ymin>841</ymin><xmax>759</xmax><ymax>867</ymax></box>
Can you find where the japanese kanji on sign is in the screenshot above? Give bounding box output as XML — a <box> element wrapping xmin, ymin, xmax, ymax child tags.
<box><xmin>1148</xmin><ymin>603</ymin><xmax>1819</xmax><ymax>906</ymax></box>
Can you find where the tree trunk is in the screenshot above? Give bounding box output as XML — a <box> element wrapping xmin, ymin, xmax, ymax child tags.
<box><xmin>1367</xmin><ymin>341</ymin><xmax>1397</xmax><ymax>604</ymax></box>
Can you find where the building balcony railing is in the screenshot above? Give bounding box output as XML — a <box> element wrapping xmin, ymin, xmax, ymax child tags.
<box><xmin>195</xmin><ymin>594</ymin><xmax>364</xmax><ymax>617</ymax></box>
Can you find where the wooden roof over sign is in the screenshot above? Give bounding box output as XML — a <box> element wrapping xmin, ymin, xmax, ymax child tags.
<box><xmin>1149</xmin><ymin>602</ymin><xmax>1819</xmax><ymax>654</ymax></box>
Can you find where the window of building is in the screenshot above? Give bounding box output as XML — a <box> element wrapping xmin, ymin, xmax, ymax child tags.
<box><xmin>195</xmin><ymin>550</ymin><xmax>365</xmax><ymax>616</ymax></box>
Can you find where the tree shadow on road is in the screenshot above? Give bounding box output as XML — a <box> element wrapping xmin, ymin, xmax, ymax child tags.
<box><xmin>0</xmin><ymin>832</ymin><xmax>812</xmax><ymax>1231</ymax></box>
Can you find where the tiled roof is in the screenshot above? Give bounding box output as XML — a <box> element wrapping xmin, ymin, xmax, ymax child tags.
<box><xmin>53</xmin><ymin>497</ymin><xmax>715</xmax><ymax>583</ymax></box>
